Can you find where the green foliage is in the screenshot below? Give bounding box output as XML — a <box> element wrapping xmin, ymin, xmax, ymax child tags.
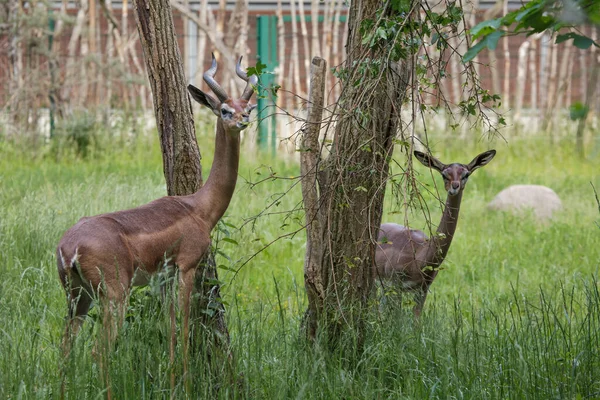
<box><xmin>341</xmin><ymin>0</ymin><xmax>504</xmax><ymax>135</ymax></box>
<box><xmin>570</xmin><ymin>102</ymin><xmax>589</xmax><ymax>120</ymax></box>
<box><xmin>465</xmin><ymin>0</ymin><xmax>600</xmax><ymax>62</ymax></box>
<box><xmin>1</xmin><ymin>132</ymin><xmax>599</xmax><ymax>397</ymax></box>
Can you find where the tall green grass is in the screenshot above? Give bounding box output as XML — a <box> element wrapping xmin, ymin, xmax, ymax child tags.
<box><xmin>0</xmin><ymin>128</ymin><xmax>598</xmax><ymax>398</ymax></box>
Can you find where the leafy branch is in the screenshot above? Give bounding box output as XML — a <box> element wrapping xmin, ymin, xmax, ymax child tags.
<box><xmin>464</xmin><ymin>0</ymin><xmax>600</xmax><ymax>62</ymax></box>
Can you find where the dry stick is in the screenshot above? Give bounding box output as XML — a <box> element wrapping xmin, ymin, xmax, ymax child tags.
<box><xmin>300</xmin><ymin>56</ymin><xmax>327</xmax><ymax>341</ymax></box>
<box><xmin>542</xmin><ymin>39</ymin><xmax>558</xmax><ymax>133</ymax></box>
<box><xmin>454</xmin><ymin>0</ymin><xmax>478</xmax><ymax>102</ymax></box>
<box><xmin>289</xmin><ymin>0</ymin><xmax>302</xmax><ymax>99</ymax></box>
<box><xmin>183</xmin><ymin>0</ymin><xmax>191</xmax><ymax>77</ymax></box>
<box><xmin>122</xmin><ymin>0</ymin><xmax>135</xmax><ymax>107</ymax></box>
<box><xmin>298</xmin><ymin>0</ymin><xmax>311</xmax><ymax>94</ymax></box>
<box><xmin>100</xmin><ymin>0</ymin><xmax>130</xmax><ymax>109</ymax></box>
<box><xmin>126</xmin><ymin>31</ymin><xmax>147</xmax><ymax>109</ymax></box>
<box><xmin>64</xmin><ymin>0</ymin><xmax>87</xmax><ymax>112</ymax></box>
<box><xmin>448</xmin><ymin>35</ymin><xmax>461</xmax><ymax>105</ymax></box>
<box><xmin>576</xmin><ymin>40</ymin><xmax>600</xmax><ymax>157</ymax></box>
<box><xmin>539</xmin><ymin>33</ymin><xmax>552</xmax><ymax>126</ymax></box>
<box><xmin>321</xmin><ymin>0</ymin><xmax>334</xmax><ymax>66</ymax></box>
<box><xmin>78</xmin><ymin>2</ymin><xmax>90</xmax><ymax>110</ymax></box>
<box><xmin>529</xmin><ymin>35</ymin><xmax>538</xmax><ymax>117</ymax></box>
<box><xmin>331</xmin><ymin>0</ymin><xmax>342</xmax><ymax>102</ymax></box>
<box><xmin>49</xmin><ymin>0</ymin><xmax>67</xmax><ymax>123</ymax></box>
<box><xmin>321</xmin><ymin>0</ymin><xmax>336</xmax><ymax>103</ymax></box>
<box><xmin>551</xmin><ymin>44</ymin><xmax>572</xmax><ymax>133</ymax></box>
<box><xmin>171</xmin><ymin>1</ymin><xmax>238</xmax><ymax>87</ymax></box>
<box><xmin>105</xmin><ymin>0</ymin><xmax>115</xmax><ymax>112</ymax></box>
<box><xmin>233</xmin><ymin>0</ymin><xmax>249</xmax><ymax>65</ymax></box>
<box><xmin>122</xmin><ymin>0</ymin><xmax>128</xmax><ymax>38</ymax></box>
<box><xmin>501</xmin><ymin>0</ymin><xmax>510</xmax><ymax>111</ymax></box>
<box><xmin>276</xmin><ymin>0</ymin><xmax>286</xmax><ymax>145</ymax></box>
<box><xmin>225</xmin><ymin>0</ymin><xmax>248</xmax><ymax>98</ymax></box>
<box><xmin>514</xmin><ymin>39</ymin><xmax>530</xmax><ymax>124</ymax></box>
<box><xmin>89</xmin><ymin>0</ymin><xmax>98</xmax><ymax>107</ymax></box>
<box><xmin>195</xmin><ymin>0</ymin><xmax>208</xmax><ymax>89</ymax></box>
<box><xmin>7</xmin><ymin>0</ymin><xmax>22</xmax><ymax>123</ymax></box>
<box><xmin>483</xmin><ymin>0</ymin><xmax>503</xmax><ymax>99</ymax></box>
<box><xmin>311</xmin><ymin>0</ymin><xmax>321</xmax><ymax>62</ymax></box>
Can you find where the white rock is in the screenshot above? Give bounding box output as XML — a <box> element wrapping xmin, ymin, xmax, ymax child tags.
<box><xmin>487</xmin><ymin>185</ymin><xmax>562</xmax><ymax>220</ymax></box>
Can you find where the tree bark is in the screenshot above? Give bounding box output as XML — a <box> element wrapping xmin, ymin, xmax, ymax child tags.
<box><xmin>301</xmin><ymin>0</ymin><xmax>412</xmax><ymax>350</ymax></box>
<box><xmin>133</xmin><ymin>0</ymin><xmax>202</xmax><ymax>195</ymax></box>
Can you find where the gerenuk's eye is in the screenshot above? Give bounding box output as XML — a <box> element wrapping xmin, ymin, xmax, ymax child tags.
<box><xmin>221</xmin><ymin>108</ymin><xmax>233</xmax><ymax>118</ymax></box>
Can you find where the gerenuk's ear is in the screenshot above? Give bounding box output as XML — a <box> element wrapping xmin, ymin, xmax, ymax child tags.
<box><xmin>414</xmin><ymin>150</ymin><xmax>445</xmax><ymax>173</ymax></box>
<box><xmin>188</xmin><ymin>84</ymin><xmax>220</xmax><ymax>117</ymax></box>
<box><xmin>467</xmin><ymin>149</ymin><xmax>496</xmax><ymax>172</ymax></box>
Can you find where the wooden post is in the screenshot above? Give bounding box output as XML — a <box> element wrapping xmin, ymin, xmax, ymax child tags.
<box><xmin>300</xmin><ymin>56</ymin><xmax>327</xmax><ymax>340</ymax></box>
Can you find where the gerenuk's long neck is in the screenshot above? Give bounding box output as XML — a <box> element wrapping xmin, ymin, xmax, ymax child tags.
<box><xmin>426</xmin><ymin>190</ymin><xmax>463</xmax><ymax>266</ymax></box>
<box><xmin>194</xmin><ymin>119</ymin><xmax>240</xmax><ymax>230</ymax></box>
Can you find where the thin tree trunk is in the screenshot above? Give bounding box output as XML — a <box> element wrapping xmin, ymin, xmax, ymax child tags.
<box><xmin>542</xmin><ymin>40</ymin><xmax>559</xmax><ymax>132</ymax></box>
<box><xmin>276</xmin><ymin>0</ymin><xmax>286</xmax><ymax>112</ymax></box>
<box><xmin>289</xmin><ymin>0</ymin><xmax>302</xmax><ymax>99</ymax></box>
<box><xmin>311</xmin><ymin>0</ymin><xmax>321</xmax><ymax>59</ymax></box>
<box><xmin>64</xmin><ymin>0</ymin><xmax>87</xmax><ymax>112</ymax></box>
<box><xmin>89</xmin><ymin>0</ymin><xmax>98</xmax><ymax>107</ymax></box>
<box><xmin>195</xmin><ymin>0</ymin><xmax>208</xmax><ymax>89</ymax></box>
<box><xmin>104</xmin><ymin>0</ymin><xmax>115</xmax><ymax>112</ymax></box>
<box><xmin>331</xmin><ymin>0</ymin><xmax>343</xmax><ymax>102</ymax></box>
<box><xmin>321</xmin><ymin>0</ymin><xmax>334</xmax><ymax>66</ymax></box>
<box><xmin>550</xmin><ymin>44</ymin><xmax>572</xmax><ymax>133</ymax></box>
<box><xmin>233</xmin><ymin>0</ymin><xmax>249</xmax><ymax>63</ymax></box>
<box><xmin>539</xmin><ymin>33</ymin><xmax>551</xmax><ymax>119</ymax></box>
<box><xmin>100</xmin><ymin>0</ymin><xmax>131</xmax><ymax>110</ymax></box>
<box><xmin>483</xmin><ymin>0</ymin><xmax>503</xmax><ymax>99</ymax></box>
<box><xmin>449</xmin><ymin>36</ymin><xmax>461</xmax><ymax>104</ymax></box>
<box><xmin>514</xmin><ymin>39</ymin><xmax>530</xmax><ymax>122</ymax></box>
<box><xmin>502</xmin><ymin>0</ymin><xmax>510</xmax><ymax>110</ymax></box>
<box><xmin>529</xmin><ymin>36</ymin><xmax>538</xmax><ymax>115</ymax></box>
<box><xmin>298</xmin><ymin>0</ymin><xmax>311</xmax><ymax>94</ymax></box>
<box><xmin>8</xmin><ymin>0</ymin><xmax>24</xmax><ymax>130</ymax></box>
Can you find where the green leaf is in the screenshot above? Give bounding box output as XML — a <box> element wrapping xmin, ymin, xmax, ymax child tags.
<box><xmin>469</xmin><ymin>18</ymin><xmax>502</xmax><ymax>40</ymax></box>
<box><xmin>247</xmin><ymin>61</ymin><xmax>267</xmax><ymax>77</ymax></box>
<box><xmin>221</xmin><ymin>237</ymin><xmax>239</xmax><ymax>246</ymax></box>
<box><xmin>218</xmin><ymin>264</ymin><xmax>238</xmax><ymax>273</ymax></box>
<box><xmin>463</xmin><ymin>30</ymin><xmax>504</xmax><ymax>63</ymax></box>
<box><xmin>556</xmin><ymin>33</ymin><xmax>595</xmax><ymax>49</ymax></box>
<box><xmin>573</xmin><ymin>35</ymin><xmax>598</xmax><ymax>50</ymax></box>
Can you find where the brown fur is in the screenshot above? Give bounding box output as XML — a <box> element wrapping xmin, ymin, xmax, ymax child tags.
<box><xmin>375</xmin><ymin>150</ymin><xmax>496</xmax><ymax>317</ymax></box>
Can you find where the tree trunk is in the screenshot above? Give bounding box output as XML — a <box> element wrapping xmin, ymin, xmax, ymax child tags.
<box><xmin>302</xmin><ymin>0</ymin><xmax>412</xmax><ymax>351</ymax></box>
<box><xmin>133</xmin><ymin>0</ymin><xmax>232</xmax><ymax>381</ymax></box>
<box><xmin>133</xmin><ymin>0</ymin><xmax>201</xmax><ymax>195</ymax></box>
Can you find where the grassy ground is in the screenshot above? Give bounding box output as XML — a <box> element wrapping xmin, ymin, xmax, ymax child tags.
<box><xmin>0</xmin><ymin>126</ymin><xmax>599</xmax><ymax>399</ymax></box>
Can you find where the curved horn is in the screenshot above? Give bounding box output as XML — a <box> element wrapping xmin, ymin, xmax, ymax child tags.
<box><xmin>203</xmin><ymin>53</ymin><xmax>229</xmax><ymax>102</ymax></box>
<box><xmin>236</xmin><ymin>56</ymin><xmax>258</xmax><ymax>101</ymax></box>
